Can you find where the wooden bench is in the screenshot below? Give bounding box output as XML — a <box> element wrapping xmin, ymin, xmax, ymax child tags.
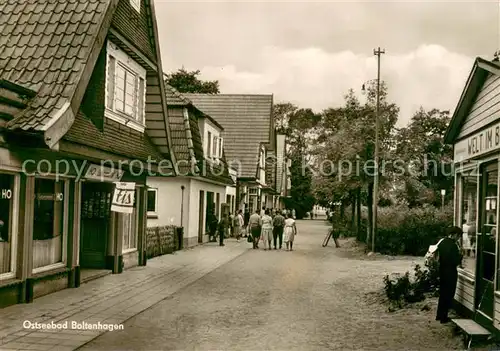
<box><xmin>451</xmin><ymin>318</ymin><xmax>491</xmax><ymax>349</ymax></box>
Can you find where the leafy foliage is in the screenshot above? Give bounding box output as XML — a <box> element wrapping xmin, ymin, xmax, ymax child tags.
<box><xmin>383</xmin><ymin>261</ymin><xmax>440</xmax><ymax>308</ymax></box>
<box><xmin>371</xmin><ymin>203</ymin><xmax>453</xmax><ymax>255</ymax></box>
<box><xmin>165</xmin><ymin>68</ymin><xmax>220</xmax><ymax>94</ymax></box>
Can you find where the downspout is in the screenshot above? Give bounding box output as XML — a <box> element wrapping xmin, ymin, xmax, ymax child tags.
<box><xmin>180</xmin><ymin>185</ymin><xmax>185</xmax><ymax>227</ymax></box>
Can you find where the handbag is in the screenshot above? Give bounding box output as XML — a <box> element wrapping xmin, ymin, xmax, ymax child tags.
<box><xmin>424</xmin><ymin>238</ymin><xmax>444</xmax><ymax>265</ymax></box>
<box><xmin>247</xmin><ymin>235</ymin><xmax>252</xmax><ymax>243</ymax></box>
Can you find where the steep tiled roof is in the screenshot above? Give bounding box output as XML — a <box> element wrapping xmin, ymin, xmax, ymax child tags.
<box><xmin>64</xmin><ymin>111</ymin><xmax>166</xmax><ymax>163</ymax></box>
<box><xmin>0</xmin><ymin>0</ymin><xmax>113</xmax><ymax>133</ymax></box>
<box><xmin>165</xmin><ymin>86</ymin><xmax>233</xmax><ymax>185</ymax></box>
<box><xmin>184</xmin><ymin>94</ymin><xmax>273</xmax><ymax>179</ymax></box>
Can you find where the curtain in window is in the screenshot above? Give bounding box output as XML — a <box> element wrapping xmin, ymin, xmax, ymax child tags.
<box><xmin>122</xmin><ymin>208</ymin><xmax>137</xmax><ymax>251</ymax></box>
<box><xmin>33</xmin><ymin>179</ymin><xmax>65</xmax><ymax>269</ymax></box>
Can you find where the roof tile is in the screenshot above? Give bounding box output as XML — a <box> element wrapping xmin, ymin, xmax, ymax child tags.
<box><xmin>184</xmin><ymin>94</ymin><xmax>273</xmax><ymax>178</ymax></box>
<box><xmin>1</xmin><ymin>0</ymin><xmax>112</xmax><ymax>131</ymax></box>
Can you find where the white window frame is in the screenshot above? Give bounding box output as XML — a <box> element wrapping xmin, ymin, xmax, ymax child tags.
<box><xmin>0</xmin><ymin>172</ymin><xmax>19</xmax><ymax>281</ymax></box>
<box><xmin>105</xmin><ymin>41</ymin><xmax>147</xmax><ymax>133</ymax></box>
<box><xmin>130</xmin><ymin>0</ymin><xmax>140</xmax><ymax>13</ymax></box>
<box><xmin>147</xmin><ymin>188</ymin><xmax>158</xmax><ymax>217</ymax></box>
<box><xmin>32</xmin><ymin>177</ymin><xmax>69</xmax><ymax>274</ymax></box>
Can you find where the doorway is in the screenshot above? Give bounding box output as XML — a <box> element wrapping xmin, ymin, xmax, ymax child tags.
<box><xmin>476</xmin><ymin>162</ymin><xmax>498</xmax><ymax>320</ymax></box>
<box><xmin>206</xmin><ymin>192</ymin><xmax>214</xmax><ymax>232</ymax></box>
<box><xmin>198</xmin><ymin>190</ymin><xmax>205</xmax><ymax>243</ymax></box>
<box><xmin>80</xmin><ymin>182</ymin><xmax>113</xmax><ymax>269</ymax></box>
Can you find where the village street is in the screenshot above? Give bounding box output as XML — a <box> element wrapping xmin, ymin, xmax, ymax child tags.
<box><xmin>0</xmin><ymin>219</ymin><xmax>469</xmax><ymax>351</ymax></box>
<box><xmin>80</xmin><ymin>220</ymin><xmax>465</xmax><ymax>351</ymax></box>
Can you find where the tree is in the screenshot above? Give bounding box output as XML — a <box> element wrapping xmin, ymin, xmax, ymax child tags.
<box><xmin>393</xmin><ymin>108</ymin><xmax>452</xmax><ymax>207</ymax></box>
<box><xmin>274</xmin><ymin>102</ymin><xmax>321</xmax><ymax>217</ymax></box>
<box><xmin>165</xmin><ymin>68</ymin><xmax>220</xmax><ymax>94</ymax></box>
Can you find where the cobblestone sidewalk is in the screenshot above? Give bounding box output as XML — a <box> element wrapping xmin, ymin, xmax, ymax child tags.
<box><xmin>0</xmin><ymin>241</ymin><xmax>248</xmax><ymax>351</ymax></box>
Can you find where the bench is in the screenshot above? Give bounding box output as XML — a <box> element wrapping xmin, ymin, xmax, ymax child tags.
<box><xmin>451</xmin><ymin>318</ymin><xmax>491</xmax><ymax>349</ymax></box>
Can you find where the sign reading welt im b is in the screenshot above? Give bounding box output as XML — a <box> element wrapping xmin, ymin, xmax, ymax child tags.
<box><xmin>454</xmin><ymin>122</ymin><xmax>500</xmax><ymax>162</ymax></box>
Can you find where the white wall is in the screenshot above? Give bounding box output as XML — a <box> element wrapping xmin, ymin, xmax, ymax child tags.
<box><xmin>187</xmin><ymin>178</ymin><xmax>226</xmax><ymax>241</ymax></box>
<box><xmin>146</xmin><ymin>177</ymin><xmax>190</xmax><ymax>229</ymax></box>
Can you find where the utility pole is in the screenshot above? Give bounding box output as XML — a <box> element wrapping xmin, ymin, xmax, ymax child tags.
<box><xmin>372</xmin><ymin>47</ymin><xmax>385</xmax><ymax>253</ymax></box>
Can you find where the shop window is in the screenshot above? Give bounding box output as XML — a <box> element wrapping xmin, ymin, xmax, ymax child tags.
<box><xmin>122</xmin><ymin>190</ymin><xmax>138</xmax><ymax>252</ymax></box>
<box><xmin>0</xmin><ymin>174</ymin><xmax>15</xmax><ymax>276</ymax></box>
<box><xmin>147</xmin><ymin>188</ymin><xmax>157</xmax><ymax>217</ymax></box>
<box><xmin>460</xmin><ymin>171</ymin><xmax>478</xmax><ymax>274</ymax></box>
<box><xmin>33</xmin><ymin>178</ymin><xmax>66</xmax><ymax>270</ymax></box>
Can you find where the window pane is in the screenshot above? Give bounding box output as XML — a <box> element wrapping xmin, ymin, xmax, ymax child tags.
<box><xmin>207</xmin><ymin>132</ymin><xmax>212</xmax><ymax>157</ymax></box>
<box><xmin>147</xmin><ymin>190</ymin><xmax>156</xmax><ymax>213</ymax></box>
<box><xmin>122</xmin><ymin>190</ymin><xmax>137</xmax><ymax>251</ymax></box>
<box><xmin>33</xmin><ymin>179</ymin><xmax>65</xmax><ymax>269</ymax></box>
<box><xmin>0</xmin><ymin>174</ymin><xmax>14</xmax><ymax>274</ymax></box>
<box><xmin>461</xmin><ymin>172</ymin><xmax>477</xmax><ymax>274</ymax></box>
<box><xmin>115</xmin><ymin>66</ymin><xmax>126</xmax><ymax>112</ymax></box>
<box><xmin>212</xmin><ymin>136</ymin><xmax>217</xmax><ymax>156</ymax></box>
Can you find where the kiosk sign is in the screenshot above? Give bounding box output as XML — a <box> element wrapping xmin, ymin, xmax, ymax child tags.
<box><xmin>454</xmin><ymin>121</ymin><xmax>500</xmax><ymax>162</ymax></box>
<box><xmin>111</xmin><ymin>182</ymin><xmax>135</xmax><ymax>214</ymax></box>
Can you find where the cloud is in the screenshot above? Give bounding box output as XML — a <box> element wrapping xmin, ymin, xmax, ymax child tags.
<box><xmin>193</xmin><ymin>44</ymin><xmax>475</xmax><ymax>126</ymax></box>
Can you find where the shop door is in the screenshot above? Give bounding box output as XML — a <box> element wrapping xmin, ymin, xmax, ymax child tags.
<box><xmin>477</xmin><ymin>163</ymin><xmax>498</xmax><ymax>319</ymax></box>
<box><xmin>80</xmin><ymin>182</ymin><xmax>113</xmax><ymax>269</ymax></box>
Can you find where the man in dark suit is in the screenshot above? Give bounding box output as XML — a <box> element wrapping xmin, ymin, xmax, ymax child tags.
<box><xmin>436</xmin><ymin>226</ymin><xmax>463</xmax><ymax>323</ymax></box>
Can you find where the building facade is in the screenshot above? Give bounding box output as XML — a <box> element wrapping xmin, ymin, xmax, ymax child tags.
<box><xmin>445</xmin><ymin>56</ymin><xmax>500</xmax><ymax>331</ymax></box>
<box><xmin>185</xmin><ymin>94</ymin><xmax>276</xmax><ymax>215</ymax></box>
<box><xmin>0</xmin><ymin>0</ymin><xmax>177</xmax><ymax>306</ymax></box>
<box><xmin>146</xmin><ymin>86</ymin><xmax>234</xmax><ymax>246</ymax></box>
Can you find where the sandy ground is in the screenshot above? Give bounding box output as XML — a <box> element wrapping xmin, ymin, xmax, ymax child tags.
<box><xmin>80</xmin><ymin>220</ymin><xmax>493</xmax><ymax>351</ymax></box>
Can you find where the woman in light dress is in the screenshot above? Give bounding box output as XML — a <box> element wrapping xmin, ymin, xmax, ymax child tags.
<box><xmin>260</xmin><ymin>209</ymin><xmax>273</xmax><ymax>250</ymax></box>
<box><xmin>284</xmin><ymin>213</ymin><xmax>297</xmax><ymax>251</ymax></box>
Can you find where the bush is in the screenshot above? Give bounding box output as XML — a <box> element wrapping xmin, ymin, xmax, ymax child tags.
<box><xmin>383</xmin><ymin>260</ymin><xmax>440</xmax><ymax>307</ymax></box>
<box><xmin>367</xmin><ymin>204</ymin><xmax>453</xmax><ymax>256</ymax></box>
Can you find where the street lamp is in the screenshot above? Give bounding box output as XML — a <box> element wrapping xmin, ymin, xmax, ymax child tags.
<box><xmin>440</xmin><ymin>189</ymin><xmax>446</xmax><ymax>209</ymax></box>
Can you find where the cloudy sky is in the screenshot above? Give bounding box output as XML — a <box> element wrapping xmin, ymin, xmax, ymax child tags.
<box><xmin>155</xmin><ymin>1</ymin><xmax>499</xmax><ymax>126</ymax></box>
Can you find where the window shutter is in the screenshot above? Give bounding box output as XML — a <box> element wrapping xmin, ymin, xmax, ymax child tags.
<box><xmin>107</xmin><ymin>56</ymin><xmax>115</xmax><ymax>109</ymax></box>
<box><xmin>137</xmin><ymin>77</ymin><xmax>145</xmax><ymax>123</ymax></box>
<box><xmin>219</xmin><ymin>137</ymin><xmax>223</xmax><ymax>158</ymax></box>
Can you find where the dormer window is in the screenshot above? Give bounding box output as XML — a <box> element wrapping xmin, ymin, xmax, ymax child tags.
<box><xmin>204</xmin><ymin>126</ymin><xmax>223</xmax><ymax>160</ymax></box>
<box><xmin>130</xmin><ymin>0</ymin><xmax>140</xmax><ymax>13</ymax></box>
<box><xmin>105</xmin><ymin>41</ymin><xmax>146</xmax><ymax>132</ymax></box>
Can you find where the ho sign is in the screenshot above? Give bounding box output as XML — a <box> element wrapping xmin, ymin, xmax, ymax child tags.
<box><xmin>1</xmin><ymin>189</ymin><xmax>12</xmax><ymax>200</ymax></box>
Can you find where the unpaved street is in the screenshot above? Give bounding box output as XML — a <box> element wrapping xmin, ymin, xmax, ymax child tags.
<box><xmin>80</xmin><ymin>220</ymin><xmax>464</xmax><ymax>350</ymax></box>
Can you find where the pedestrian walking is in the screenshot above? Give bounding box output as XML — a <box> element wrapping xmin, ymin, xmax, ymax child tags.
<box><xmin>248</xmin><ymin>209</ymin><xmax>262</xmax><ymax>249</ymax></box>
<box><xmin>284</xmin><ymin>213</ymin><xmax>297</xmax><ymax>251</ymax></box>
<box><xmin>207</xmin><ymin>209</ymin><xmax>218</xmax><ymax>242</ymax></box>
<box><xmin>234</xmin><ymin>210</ymin><xmax>244</xmax><ymax>242</ymax></box>
<box><xmin>229</xmin><ymin>212</ymin><xmax>234</xmax><ymax>237</ymax></box>
<box><xmin>272</xmin><ymin>210</ymin><xmax>285</xmax><ymax>250</ymax></box>
<box><xmin>218</xmin><ymin>213</ymin><xmax>230</xmax><ymax>247</ymax></box>
<box><xmin>243</xmin><ymin>209</ymin><xmax>250</xmax><ymax>237</ymax></box>
<box><xmin>261</xmin><ymin>209</ymin><xmax>273</xmax><ymax>250</ymax></box>
<box><xmin>435</xmin><ymin>226</ymin><xmax>462</xmax><ymax>323</ymax></box>
<box><xmin>292</xmin><ymin>209</ymin><xmax>296</xmax><ymax>219</ymax></box>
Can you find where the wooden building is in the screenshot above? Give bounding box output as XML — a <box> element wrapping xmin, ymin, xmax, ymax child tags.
<box><xmin>445</xmin><ymin>56</ymin><xmax>500</xmax><ymax>331</ymax></box>
<box><xmin>0</xmin><ymin>0</ymin><xmax>176</xmax><ymax>307</ymax></box>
